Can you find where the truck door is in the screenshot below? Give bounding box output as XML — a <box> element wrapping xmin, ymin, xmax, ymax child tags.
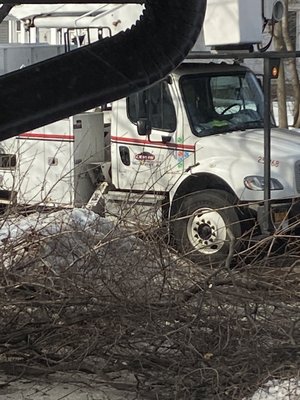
<box><xmin>112</xmin><ymin>79</ymin><xmax>189</xmax><ymax>192</ymax></box>
<box><xmin>16</xmin><ymin>119</ymin><xmax>73</xmax><ymax>206</ymax></box>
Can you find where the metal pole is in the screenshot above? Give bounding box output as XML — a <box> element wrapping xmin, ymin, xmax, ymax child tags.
<box><xmin>262</xmin><ymin>57</ymin><xmax>272</xmax><ymax>234</ymax></box>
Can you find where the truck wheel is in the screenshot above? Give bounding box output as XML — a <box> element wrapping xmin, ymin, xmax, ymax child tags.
<box><xmin>173</xmin><ymin>190</ymin><xmax>242</xmax><ymax>264</ymax></box>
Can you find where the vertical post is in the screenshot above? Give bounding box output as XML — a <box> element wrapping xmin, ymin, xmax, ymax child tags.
<box><xmin>262</xmin><ymin>57</ymin><xmax>272</xmax><ymax>234</ymax></box>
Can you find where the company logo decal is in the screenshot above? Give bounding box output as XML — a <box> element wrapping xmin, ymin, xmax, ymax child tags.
<box><xmin>135</xmin><ymin>152</ymin><xmax>155</xmax><ymax>161</ymax></box>
<box><xmin>175</xmin><ymin>136</ymin><xmax>192</xmax><ymax>168</ymax></box>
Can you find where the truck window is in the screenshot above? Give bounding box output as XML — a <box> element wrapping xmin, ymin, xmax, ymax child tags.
<box><xmin>211</xmin><ymin>75</ymin><xmax>257</xmax><ymax>115</ymax></box>
<box><xmin>127</xmin><ymin>81</ymin><xmax>176</xmax><ymax>132</ymax></box>
<box><xmin>180</xmin><ymin>71</ymin><xmax>265</xmax><ymax>137</ymax></box>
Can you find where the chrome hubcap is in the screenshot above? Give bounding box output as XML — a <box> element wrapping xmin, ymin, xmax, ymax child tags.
<box><xmin>187</xmin><ymin>208</ymin><xmax>227</xmax><ymax>255</ymax></box>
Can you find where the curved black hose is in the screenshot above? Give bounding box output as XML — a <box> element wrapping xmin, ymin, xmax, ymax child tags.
<box><xmin>0</xmin><ymin>0</ymin><xmax>206</xmax><ymax>140</ymax></box>
<box><xmin>258</xmin><ymin>18</ymin><xmax>275</xmax><ymax>52</ymax></box>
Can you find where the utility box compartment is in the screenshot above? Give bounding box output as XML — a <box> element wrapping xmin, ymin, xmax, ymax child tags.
<box><xmin>203</xmin><ymin>0</ymin><xmax>262</xmax><ymax>47</ymax></box>
<box><xmin>0</xmin><ymin>44</ymin><xmax>66</xmax><ymax>76</ymax></box>
<box><xmin>73</xmin><ymin>112</ymin><xmax>105</xmax><ymax>206</ymax></box>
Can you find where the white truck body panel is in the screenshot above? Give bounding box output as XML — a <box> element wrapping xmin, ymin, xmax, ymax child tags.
<box><xmin>190</xmin><ymin>129</ymin><xmax>300</xmax><ymax>202</ymax></box>
<box><xmin>0</xmin><ymin>112</ymin><xmax>105</xmax><ymax>207</ymax></box>
<box><xmin>111</xmin><ymin>92</ymin><xmax>194</xmax><ymax>193</ymax></box>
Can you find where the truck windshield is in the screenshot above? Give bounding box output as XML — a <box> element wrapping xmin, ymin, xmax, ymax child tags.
<box><xmin>180</xmin><ymin>71</ymin><xmax>265</xmax><ymax>137</ymax></box>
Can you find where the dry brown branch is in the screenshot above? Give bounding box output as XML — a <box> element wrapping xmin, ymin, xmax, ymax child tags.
<box><xmin>0</xmin><ymin>209</ymin><xmax>299</xmax><ymax>399</ymax></box>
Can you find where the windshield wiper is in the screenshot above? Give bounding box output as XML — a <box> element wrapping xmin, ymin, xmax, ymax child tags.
<box><xmin>200</xmin><ymin>125</ymin><xmax>236</xmax><ymax>135</ymax></box>
<box><xmin>236</xmin><ymin>120</ymin><xmax>264</xmax><ymax>130</ymax></box>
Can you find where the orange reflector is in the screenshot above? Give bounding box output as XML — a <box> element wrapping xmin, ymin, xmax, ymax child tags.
<box><xmin>271</xmin><ymin>66</ymin><xmax>279</xmax><ymax>79</ymax></box>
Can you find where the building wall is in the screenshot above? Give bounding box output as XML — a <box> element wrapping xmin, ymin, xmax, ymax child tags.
<box><xmin>0</xmin><ymin>21</ymin><xmax>9</xmax><ymax>43</ymax></box>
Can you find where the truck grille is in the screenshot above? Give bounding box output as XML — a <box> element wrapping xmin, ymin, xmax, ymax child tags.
<box><xmin>295</xmin><ymin>160</ymin><xmax>300</xmax><ymax>193</ymax></box>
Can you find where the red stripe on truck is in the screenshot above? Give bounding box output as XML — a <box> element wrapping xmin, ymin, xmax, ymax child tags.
<box><xmin>111</xmin><ymin>136</ymin><xmax>195</xmax><ymax>152</ymax></box>
<box><xmin>19</xmin><ymin>132</ymin><xmax>74</xmax><ymax>141</ymax></box>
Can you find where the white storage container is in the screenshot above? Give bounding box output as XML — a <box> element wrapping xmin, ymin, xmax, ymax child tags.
<box><xmin>203</xmin><ymin>0</ymin><xmax>262</xmax><ymax>47</ymax></box>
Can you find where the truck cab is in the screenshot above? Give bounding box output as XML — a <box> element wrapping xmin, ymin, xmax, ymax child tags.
<box><xmin>110</xmin><ymin>60</ymin><xmax>300</xmax><ymax>263</ymax></box>
<box><xmin>111</xmin><ymin>62</ymin><xmax>265</xmax><ymax>193</ymax></box>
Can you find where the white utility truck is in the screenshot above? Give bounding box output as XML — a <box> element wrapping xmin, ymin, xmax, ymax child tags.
<box><xmin>0</xmin><ymin>0</ymin><xmax>297</xmax><ymax>263</ymax></box>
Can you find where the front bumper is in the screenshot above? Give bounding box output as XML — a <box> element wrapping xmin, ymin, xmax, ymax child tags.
<box><xmin>252</xmin><ymin>198</ymin><xmax>300</xmax><ymax>234</ymax></box>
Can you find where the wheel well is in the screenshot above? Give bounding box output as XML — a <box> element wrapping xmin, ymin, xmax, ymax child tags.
<box><xmin>169</xmin><ymin>173</ymin><xmax>237</xmax><ymax>218</ymax></box>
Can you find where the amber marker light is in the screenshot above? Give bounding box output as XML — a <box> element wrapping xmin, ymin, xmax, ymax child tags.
<box><xmin>271</xmin><ymin>66</ymin><xmax>279</xmax><ymax>78</ymax></box>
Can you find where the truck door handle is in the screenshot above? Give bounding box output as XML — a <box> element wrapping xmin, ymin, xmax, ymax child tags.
<box><xmin>119</xmin><ymin>146</ymin><xmax>130</xmax><ymax>166</ymax></box>
<box><xmin>161</xmin><ymin>135</ymin><xmax>172</xmax><ymax>143</ymax></box>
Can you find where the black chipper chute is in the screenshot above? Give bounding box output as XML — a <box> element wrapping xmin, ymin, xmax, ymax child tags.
<box><xmin>0</xmin><ymin>0</ymin><xmax>206</xmax><ymax>140</ymax></box>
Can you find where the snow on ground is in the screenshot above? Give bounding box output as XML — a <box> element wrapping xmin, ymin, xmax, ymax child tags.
<box><xmin>0</xmin><ymin>208</ymin><xmax>299</xmax><ymax>400</ymax></box>
<box><xmin>0</xmin><ymin>371</ymin><xmax>136</xmax><ymax>400</ymax></box>
<box><xmin>0</xmin><ymin>208</ymin><xmax>113</xmax><ymax>242</ymax></box>
<box><xmin>247</xmin><ymin>379</ymin><xmax>300</xmax><ymax>400</ymax></box>
<box><xmin>0</xmin><ymin>207</ymin><xmax>143</xmax><ymax>274</ymax></box>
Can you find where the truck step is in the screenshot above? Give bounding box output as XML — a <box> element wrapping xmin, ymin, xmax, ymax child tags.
<box><xmin>104</xmin><ymin>191</ymin><xmax>165</xmax><ymax>228</ymax></box>
<box><xmin>85</xmin><ymin>181</ymin><xmax>109</xmax><ymax>213</ymax></box>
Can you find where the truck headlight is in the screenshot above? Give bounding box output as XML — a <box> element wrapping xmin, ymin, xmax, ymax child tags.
<box><xmin>244</xmin><ymin>176</ymin><xmax>283</xmax><ymax>191</ymax></box>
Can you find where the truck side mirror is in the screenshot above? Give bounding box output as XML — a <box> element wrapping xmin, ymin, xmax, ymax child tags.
<box><xmin>137</xmin><ymin>118</ymin><xmax>152</xmax><ymax>136</ymax></box>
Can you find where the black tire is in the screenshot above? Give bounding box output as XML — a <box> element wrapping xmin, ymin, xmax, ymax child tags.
<box><xmin>173</xmin><ymin>189</ymin><xmax>242</xmax><ymax>264</ymax></box>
